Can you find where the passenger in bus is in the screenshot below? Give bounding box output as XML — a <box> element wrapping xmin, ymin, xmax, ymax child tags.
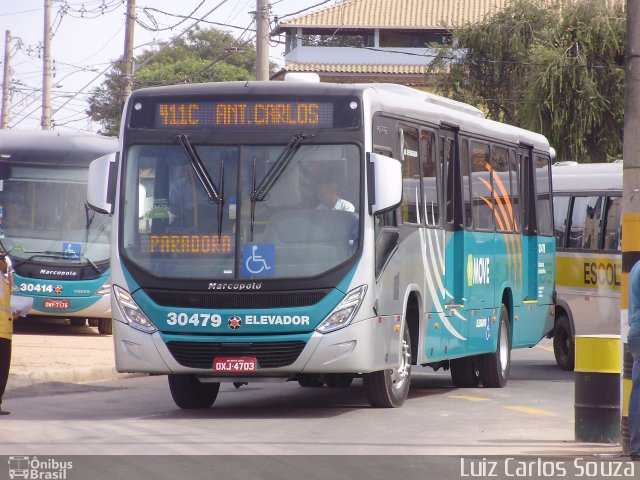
<box><xmin>627</xmin><ymin>261</ymin><xmax>640</xmax><ymax>460</ymax></box>
<box><xmin>315</xmin><ymin>180</ymin><xmax>355</xmax><ymax>212</ymax></box>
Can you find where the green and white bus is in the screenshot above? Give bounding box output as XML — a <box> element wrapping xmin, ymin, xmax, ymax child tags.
<box><xmin>0</xmin><ymin>130</ymin><xmax>117</xmax><ymax>334</ymax></box>
<box><xmin>87</xmin><ymin>79</ymin><xmax>555</xmax><ymax>408</ymax></box>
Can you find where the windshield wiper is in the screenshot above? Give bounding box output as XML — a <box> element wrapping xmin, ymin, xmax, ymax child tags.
<box><xmin>177</xmin><ymin>134</ymin><xmax>222</xmax><ymax>203</ymax></box>
<box><xmin>250</xmin><ymin>133</ymin><xmax>308</xmax><ymax>202</ymax></box>
<box><xmin>12</xmin><ymin>250</ymin><xmax>101</xmax><ymax>273</ymax></box>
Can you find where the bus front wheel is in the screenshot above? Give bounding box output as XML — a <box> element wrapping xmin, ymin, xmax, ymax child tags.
<box><xmin>477</xmin><ymin>304</ymin><xmax>511</xmax><ymax>388</ymax></box>
<box><xmin>168</xmin><ymin>374</ymin><xmax>220</xmax><ymax>409</ymax></box>
<box><xmin>363</xmin><ymin>322</ymin><xmax>411</xmax><ymax>407</ymax></box>
<box><xmin>553</xmin><ymin>314</ymin><xmax>574</xmax><ymax>371</ymax></box>
<box><xmin>97</xmin><ymin>318</ymin><xmax>112</xmax><ymax>335</ymax></box>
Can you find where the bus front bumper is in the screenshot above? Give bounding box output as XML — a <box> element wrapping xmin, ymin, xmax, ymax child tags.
<box><xmin>112</xmin><ymin>314</ymin><xmax>402</xmax><ymax>378</ymax></box>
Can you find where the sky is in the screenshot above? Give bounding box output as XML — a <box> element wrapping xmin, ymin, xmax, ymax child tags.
<box><xmin>0</xmin><ymin>0</ymin><xmax>331</xmax><ymax>133</ymax></box>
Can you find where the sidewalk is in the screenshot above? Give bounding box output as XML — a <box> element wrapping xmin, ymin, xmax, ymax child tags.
<box><xmin>6</xmin><ymin>317</ymin><xmax>131</xmax><ymax>391</ymax></box>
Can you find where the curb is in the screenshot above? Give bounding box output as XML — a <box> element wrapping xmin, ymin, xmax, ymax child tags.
<box><xmin>6</xmin><ymin>366</ymin><xmax>141</xmax><ymax>391</ymax></box>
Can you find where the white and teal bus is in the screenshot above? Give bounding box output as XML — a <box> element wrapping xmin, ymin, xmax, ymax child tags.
<box><xmin>0</xmin><ymin>130</ymin><xmax>118</xmax><ymax>334</ymax></box>
<box><xmin>87</xmin><ymin>79</ymin><xmax>555</xmax><ymax>408</ymax></box>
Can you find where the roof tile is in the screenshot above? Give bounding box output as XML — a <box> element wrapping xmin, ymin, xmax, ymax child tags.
<box><xmin>278</xmin><ymin>0</ymin><xmax>511</xmax><ymax>29</ymax></box>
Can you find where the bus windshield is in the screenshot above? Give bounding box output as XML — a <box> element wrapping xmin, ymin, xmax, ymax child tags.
<box><xmin>0</xmin><ymin>166</ymin><xmax>110</xmax><ymax>264</ymax></box>
<box><xmin>125</xmin><ymin>142</ymin><xmax>360</xmax><ymax>279</ymax></box>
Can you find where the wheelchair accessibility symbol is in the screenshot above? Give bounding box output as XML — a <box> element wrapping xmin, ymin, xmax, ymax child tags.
<box><xmin>63</xmin><ymin>242</ymin><xmax>81</xmax><ymax>259</ymax></box>
<box><xmin>242</xmin><ymin>244</ymin><xmax>275</xmax><ymax>276</ymax></box>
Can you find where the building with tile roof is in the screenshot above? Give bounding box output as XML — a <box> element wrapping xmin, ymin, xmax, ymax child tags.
<box><xmin>270</xmin><ymin>0</ymin><xmax>623</xmax><ymax>84</ymax></box>
<box><xmin>270</xmin><ymin>0</ymin><xmax>513</xmax><ymax>84</ymax></box>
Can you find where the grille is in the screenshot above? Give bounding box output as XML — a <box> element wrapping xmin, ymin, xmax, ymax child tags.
<box><xmin>166</xmin><ymin>340</ymin><xmax>307</xmax><ymax>369</ymax></box>
<box><xmin>146</xmin><ymin>289</ymin><xmax>329</xmax><ymax>309</ymax></box>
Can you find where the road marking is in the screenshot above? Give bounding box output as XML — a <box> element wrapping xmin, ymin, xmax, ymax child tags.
<box><xmin>448</xmin><ymin>394</ymin><xmax>490</xmax><ymax>402</ymax></box>
<box><xmin>504</xmin><ymin>405</ymin><xmax>555</xmax><ymax>416</ymax></box>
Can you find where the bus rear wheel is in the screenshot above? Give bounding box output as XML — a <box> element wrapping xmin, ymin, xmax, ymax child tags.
<box><xmin>450</xmin><ymin>356</ymin><xmax>480</xmax><ymax>387</ymax></box>
<box><xmin>363</xmin><ymin>322</ymin><xmax>411</xmax><ymax>407</ymax></box>
<box><xmin>477</xmin><ymin>304</ymin><xmax>511</xmax><ymax>388</ymax></box>
<box><xmin>168</xmin><ymin>374</ymin><xmax>220</xmax><ymax>409</ymax></box>
<box><xmin>553</xmin><ymin>314</ymin><xmax>574</xmax><ymax>371</ymax></box>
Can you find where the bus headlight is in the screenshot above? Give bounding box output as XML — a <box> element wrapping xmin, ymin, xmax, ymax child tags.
<box><xmin>113</xmin><ymin>285</ymin><xmax>157</xmax><ymax>333</ymax></box>
<box><xmin>95</xmin><ymin>281</ymin><xmax>111</xmax><ymax>296</ymax></box>
<box><xmin>316</xmin><ymin>285</ymin><xmax>367</xmax><ymax>334</ymax></box>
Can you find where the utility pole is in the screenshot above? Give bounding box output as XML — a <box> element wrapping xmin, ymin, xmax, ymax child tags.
<box><xmin>255</xmin><ymin>0</ymin><xmax>270</xmax><ymax>81</ymax></box>
<box><xmin>120</xmin><ymin>0</ymin><xmax>136</xmax><ymax>106</ymax></box>
<box><xmin>41</xmin><ymin>0</ymin><xmax>52</xmax><ymax>130</ymax></box>
<box><xmin>1</xmin><ymin>30</ymin><xmax>11</xmax><ymax>129</ymax></box>
<box><xmin>621</xmin><ymin>0</ymin><xmax>640</xmax><ymax>455</ymax></box>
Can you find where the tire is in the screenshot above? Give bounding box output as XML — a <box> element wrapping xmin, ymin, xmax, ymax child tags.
<box><xmin>477</xmin><ymin>304</ymin><xmax>511</xmax><ymax>388</ymax></box>
<box><xmin>553</xmin><ymin>314</ymin><xmax>575</xmax><ymax>371</ymax></box>
<box><xmin>324</xmin><ymin>373</ymin><xmax>354</xmax><ymax>388</ymax></box>
<box><xmin>450</xmin><ymin>356</ymin><xmax>480</xmax><ymax>387</ymax></box>
<box><xmin>88</xmin><ymin>319</ymin><xmax>99</xmax><ymax>327</ymax></box>
<box><xmin>69</xmin><ymin>318</ymin><xmax>86</xmax><ymax>327</ymax></box>
<box><xmin>363</xmin><ymin>322</ymin><xmax>412</xmax><ymax>408</ymax></box>
<box><xmin>297</xmin><ymin>374</ymin><xmax>324</xmax><ymax>387</ymax></box>
<box><xmin>168</xmin><ymin>374</ymin><xmax>220</xmax><ymax>409</ymax></box>
<box><xmin>98</xmin><ymin>318</ymin><xmax>113</xmax><ymax>335</ymax></box>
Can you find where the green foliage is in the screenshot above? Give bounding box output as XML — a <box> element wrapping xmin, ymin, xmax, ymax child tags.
<box><xmin>427</xmin><ymin>0</ymin><xmax>625</xmax><ymax>162</ymax></box>
<box><xmin>86</xmin><ymin>27</ymin><xmax>258</xmax><ymax>136</ymax></box>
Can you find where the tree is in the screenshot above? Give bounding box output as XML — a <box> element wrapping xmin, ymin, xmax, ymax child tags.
<box><xmin>87</xmin><ymin>27</ymin><xmax>259</xmax><ymax>136</ymax></box>
<box><xmin>427</xmin><ymin>0</ymin><xmax>625</xmax><ymax>162</ymax></box>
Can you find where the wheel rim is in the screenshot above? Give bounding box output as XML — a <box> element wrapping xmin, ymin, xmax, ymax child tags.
<box><xmin>391</xmin><ymin>336</ymin><xmax>411</xmax><ymax>391</ymax></box>
<box><xmin>498</xmin><ymin>321</ymin><xmax>509</xmax><ymax>374</ymax></box>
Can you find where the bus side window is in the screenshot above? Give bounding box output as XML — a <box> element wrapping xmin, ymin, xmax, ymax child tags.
<box><xmin>460</xmin><ymin>138</ymin><xmax>472</xmax><ymax>228</ymax></box>
<box><xmin>470</xmin><ymin>141</ymin><xmax>493</xmax><ymax>231</ymax></box>
<box><xmin>509</xmin><ymin>149</ymin><xmax>520</xmax><ymax>232</ymax></box>
<box><xmin>492</xmin><ymin>145</ymin><xmax>511</xmax><ymax>232</ymax></box>
<box><xmin>581</xmin><ymin>196</ymin><xmax>603</xmax><ymax>250</ymax></box>
<box><xmin>421</xmin><ymin>129</ymin><xmax>440</xmax><ymax>227</ymax></box>
<box><xmin>567</xmin><ymin>196</ymin><xmax>602</xmax><ymax>250</ymax></box>
<box><xmin>399</xmin><ymin>127</ymin><xmax>421</xmax><ymax>224</ymax></box>
<box><xmin>602</xmin><ymin>196</ymin><xmax>622</xmax><ymax>252</ymax></box>
<box><xmin>535</xmin><ymin>154</ymin><xmax>553</xmax><ymax>236</ymax></box>
<box><xmin>553</xmin><ymin>195</ymin><xmax>570</xmax><ymax>249</ymax></box>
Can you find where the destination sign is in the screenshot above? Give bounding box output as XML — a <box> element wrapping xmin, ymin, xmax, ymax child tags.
<box><xmin>154</xmin><ymin>101</ymin><xmax>334</xmax><ymax>129</ymax></box>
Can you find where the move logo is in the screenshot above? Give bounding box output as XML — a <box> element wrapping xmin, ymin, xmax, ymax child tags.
<box><xmin>467</xmin><ymin>254</ymin><xmax>491</xmax><ymax>286</ymax></box>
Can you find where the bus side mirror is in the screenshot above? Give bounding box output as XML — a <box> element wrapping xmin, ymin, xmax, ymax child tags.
<box><xmin>87</xmin><ymin>152</ymin><xmax>118</xmax><ymax>215</ymax></box>
<box><xmin>367</xmin><ymin>152</ymin><xmax>402</xmax><ymax>215</ymax></box>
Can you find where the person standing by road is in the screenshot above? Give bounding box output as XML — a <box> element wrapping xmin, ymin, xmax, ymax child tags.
<box><xmin>0</xmin><ymin>255</ymin><xmax>31</xmax><ymax>415</ymax></box>
<box><xmin>0</xmin><ymin>255</ymin><xmax>13</xmax><ymax>415</ymax></box>
<box><xmin>628</xmin><ymin>261</ymin><xmax>640</xmax><ymax>460</ymax></box>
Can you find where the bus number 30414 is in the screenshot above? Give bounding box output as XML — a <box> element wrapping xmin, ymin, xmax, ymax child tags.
<box><xmin>166</xmin><ymin>312</ymin><xmax>222</xmax><ymax>327</ymax></box>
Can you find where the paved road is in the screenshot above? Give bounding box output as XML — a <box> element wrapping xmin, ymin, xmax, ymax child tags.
<box><xmin>0</xmin><ymin>335</ymin><xmax>623</xmax><ymax>457</ymax></box>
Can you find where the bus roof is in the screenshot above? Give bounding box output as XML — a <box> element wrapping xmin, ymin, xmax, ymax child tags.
<box><xmin>0</xmin><ymin>130</ymin><xmax>117</xmax><ymax>167</ymax></box>
<box><xmin>552</xmin><ymin>161</ymin><xmax>622</xmax><ymax>193</ymax></box>
<box><xmin>126</xmin><ymin>81</ymin><xmax>552</xmax><ymax>154</ymax></box>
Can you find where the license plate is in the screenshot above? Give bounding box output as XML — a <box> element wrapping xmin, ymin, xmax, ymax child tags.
<box><xmin>213</xmin><ymin>357</ymin><xmax>257</xmax><ymax>372</ymax></box>
<box><xmin>43</xmin><ymin>299</ymin><xmax>69</xmax><ymax>309</ymax></box>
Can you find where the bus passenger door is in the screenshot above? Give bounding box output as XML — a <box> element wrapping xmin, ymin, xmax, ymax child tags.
<box><xmin>440</xmin><ymin>127</ymin><xmax>466</xmax><ymax>354</ymax></box>
<box><xmin>520</xmin><ymin>146</ymin><xmax>538</xmax><ymax>307</ymax></box>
